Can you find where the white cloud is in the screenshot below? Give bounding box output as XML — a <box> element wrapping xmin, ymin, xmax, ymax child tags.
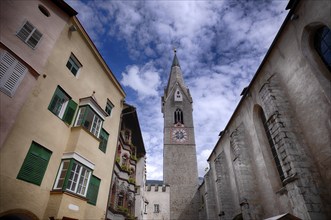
<box><xmin>66</xmin><ymin>0</ymin><xmax>289</xmax><ymax>180</ymax></box>
<box><xmin>121</xmin><ymin>62</ymin><xmax>161</xmax><ymax>100</ymax></box>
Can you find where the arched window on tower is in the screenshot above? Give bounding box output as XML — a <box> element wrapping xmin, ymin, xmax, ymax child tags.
<box><xmin>314</xmin><ymin>25</ymin><xmax>331</xmax><ymax>72</ymax></box>
<box><xmin>174</xmin><ymin>108</ymin><xmax>184</xmax><ymax>124</ymax></box>
<box><xmin>259</xmin><ymin>107</ymin><xmax>285</xmax><ymax>182</ymax></box>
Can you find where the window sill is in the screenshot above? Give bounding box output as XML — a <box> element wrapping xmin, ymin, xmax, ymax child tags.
<box><xmin>282</xmin><ymin>173</ymin><xmax>298</xmax><ymax>186</ymax></box>
<box><xmin>50</xmin><ymin>190</ymin><xmax>88</xmax><ymax>202</ymax></box>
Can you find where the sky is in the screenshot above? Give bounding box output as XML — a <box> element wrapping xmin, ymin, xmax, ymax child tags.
<box><xmin>66</xmin><ymin>0</ymin><xmax>289</xmax><ymax>180</ymax></box>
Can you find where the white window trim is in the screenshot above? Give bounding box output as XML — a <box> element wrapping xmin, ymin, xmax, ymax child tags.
<box><xmin>16</xmin><ymin>20</ymin><xmax>43</xmax><ymax>49</ymax></box>
<box><xmin>91</xmin><ymin>115</ymin><xmax>102</xmax><ymax>137</ymax></box>
<box><xmin>79</xmin><ymin>97</ymin><xmax>107</xmax><ymax>120</ymax></box>
<box><xmin>54</xmin><ymin>160</ymin><xmax>69</xmax><ymax>190</ymax></box>
<box><xmin>62</xmin><ymin>152</ymin><xmax>95</xmax><ymax>169</ymax></box>
<box><xmin>58</xmin><ymin>99</ymin><xmax>69</xmax><ymax>119</ymax></box>
<box><xmin>53</xmin><ymin>157</ymin><xmax>93</xmax><ymax>197</ymax></box>
<box><xmin>67</xmin><ymin>54</ymin><xmax>82</xmax><ymax>77</ymax></box>
<box><xmin>66</xmin><ymin>162</ymin><xmax>91</xmax><ymax>196</ymax></box>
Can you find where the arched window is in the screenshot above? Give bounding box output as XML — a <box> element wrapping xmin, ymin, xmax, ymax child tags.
<box><xmin>259</xmin><ymin>108</ymin><xmax>285</xmax><ymax>182</ymax></box>
<box><xmin>174</xmin><ymin>108</ymin><xmax>184</xmax><ymax>124</ymax></box>
<box><xmin>110</xmin><ymin>182</ymin><xmax>117</xmax><ymax>208</ymax></box>
<box><xmin>118</xmin><ymin>191</ymin><xmax>124</xmax><ymax>207</ymax></box>
<box><xmin>314</xmin><ymin>26</ymin><xmax>331</xmax><ymax>72</ymax></box>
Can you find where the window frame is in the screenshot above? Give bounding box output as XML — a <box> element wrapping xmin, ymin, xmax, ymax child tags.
<box><xmin>48</xmin><ymin>86</ymin><xmax>77</xmax><ymax>125</ymax></box>
<box><xmin>99</xmin><ymin>128</ymin><xmax>109</xmax><ymax>153</ymax></box>
<box><xmin>16</xmin><ymin>20</ymin><xmax>43</xmax><ymax>49</ymax></box>
<box><xmin>105</xmin><ymin>99</ymin><xmax>114</xmax><ymax>117</ymax></box>
<box><xmin>66</xmin><ymin>53</ymin><xmax>82</xmax><ymax>77</ymax></box>
<box><xmin>74</xmin><ymin>105</ymin><xmax>104</xmax><ymax>137</ymax></box>
<box><xmin>314</xmin><ymin>26</ymin><xmax>331</xmax><ymax>72</ymax></box>
<box><xmin>174</xmin><ymin>108</ymin><xmax>184</xmax><ymax>124</ymax></box>
<box><xmin>154</xmin><ymin>204</ymin><xmax>160</xmax><ymax>213</ymax></box>
<box><xmin>53</xmin><ymin>159</ymin><xmax>92</xmax><ymax>197</ymax></box>
<box><xmin>259</xmin><ymin>109</ymin><xmax>285</xmax><ymax>182</ymax></box>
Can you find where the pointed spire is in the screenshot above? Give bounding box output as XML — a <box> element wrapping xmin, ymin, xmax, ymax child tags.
<box><xmin>164</xmin><ymin>49</ymin><xmax>190</xmax><ymax>100</ymax></box>
<box><xmin>172</xmin><ymin>48</ymin><xmax>180</xmax><ymax>67</ymax></box>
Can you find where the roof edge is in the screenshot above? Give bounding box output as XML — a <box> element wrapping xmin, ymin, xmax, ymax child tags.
<box><xmin>72</xmin><ymin>17</ymin><xmax>126</xmax><ymax>98</ymax></box>
<box><xmin>207</xmin><ymin>1</ymin><xmax>299</xmax><ymax>162</ymax></box>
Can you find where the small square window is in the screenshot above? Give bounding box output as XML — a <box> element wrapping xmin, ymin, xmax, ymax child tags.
<box><xmin>99</xmin><ymin>128</ymin><xmax>109</xmax><ymax>153</ymax></box>
<box><xmin>105</xmin><ymin>100</ymin><xmax>114</xmax><ymax>116</ymax></box>
<box><xmin>66</xmin><ymin>54</ymin><xmax>81</xmax><ymax>76</ymax></box>
<box><xmin>16</xmin><ymin>21</ymin><xmax>42</xmax><ymax>49</ymax></box>
<box><xmin>154</xmin><ymin>204</ymin><xmax>160</xmax><ymax>213</ymax></box>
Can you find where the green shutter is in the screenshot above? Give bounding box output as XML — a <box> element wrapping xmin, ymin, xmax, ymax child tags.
<box><xmin>48</xmin><ymin>86</ymin><xmax>66</xmax><ymax>114</ymax></box>
<box><xmin>17</xmin><ymin>142</ymin><xmax>52</xmax><ymax>186</ymax></box>
<box><xmin>63</xmin><ymin>99</ymin><xmax>77</xmax><ymax>125</ymax></box>
<box><xmin>87</xmin><ymin>175</ymin><xmax>101</xmax><ymax>205</ymax></box>
<box><xmin>99</xmin><ymin>128</ymin><xmax>109</xmax><ymax>153</ymax></box>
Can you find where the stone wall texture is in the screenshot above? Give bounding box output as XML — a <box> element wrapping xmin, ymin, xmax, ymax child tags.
<box><xmin>199</xmin><ymin>0</ymin><xmax>331</xmax><ymax>219</ymax></box>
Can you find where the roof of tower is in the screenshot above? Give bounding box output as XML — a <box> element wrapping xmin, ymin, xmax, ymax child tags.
<box><xmin>164</xmin><ymin>51</ymin><xmax>191</xmax><ymax>101</ymax></box>
<box><xmin>172</xmin><ymin>52</ymin><xmax>180</xmax><ymax>67</ymax></box>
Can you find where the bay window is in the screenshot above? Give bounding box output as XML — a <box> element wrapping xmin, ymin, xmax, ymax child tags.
<box><xmin>74</xmin><ymin>97</ymin><xmax>108</xmax><ymax>138</ymax></box>
<box><xmin>54</xmin><ymin>159</ymin><xmax>91</xmax><ymax>197</ymax></box>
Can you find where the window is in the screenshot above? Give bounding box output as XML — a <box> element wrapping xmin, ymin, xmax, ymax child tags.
<box><xmin>75</xmin><ymin>106</ymin><xmax>103</xmax><ymax>137</ymax></box>
<box><xmin>118</xmin><ymin>192</ymin><xmax>124</xmax><ymax>207</ymax></box>
<box><xmin>174</xmin><ymin>108</ymin><xmax>184</xmax><ymax>124</ymax></box>
<box><xmin>86</xmin><ymin>175</ymin><xmax>101</xmax><ymax>205</ymax></box>
<box><xmin>16</xmin><ymin>21</ymin><xmax>42</xmax><ymax>49</ymax></box>
<box><xmin>54</xmin><ymin>159</ymin><xmax>92</xmax><ymax>197</ymax></box>
<box><xmin>66</xmin><ymin>54</ymin><xmax>81</xmax><ymax>76</ymax></box>
<box><xmin>314</xmin><ymin>26</ymin><xmax>331</xmax><ymax>72</ymax></box>
<box><xmin>17</xmin><ymin>141</ymin><xmax>52</xmax><ymax>186</ymax></box>
<box><xmin>38</xmin><ymin>5</ymin><xmax>50</xmax><ymax>17</ymax></box>
<box><xmin>0</xmin><ymin>50</ymin><xmax>28</xmax><ymax>97</ymax></box>
<box><xmin>174</xmin><ymin>88</ymin><xmax>183</xmax><ymax>102</ymax></box>
<box><xmin>105</xmin><ymin>99</ymin><xmax>114</xmax><ymax>116</ymax></box>
<box><xmin>48</xmin><ymin>86</ymin><xmax>77</xmax><ymax>124</ymax></box>
<box><xmin>99</xmin><ymin>128</ymin><xmax>109</xmax><ymax>153</ymax></box>
<box><xmin>154</xmin><ymin>204</ymin><xmax>160</xmax><ymax>213</ymax></box>
<box><xmin>260</xmin><ymin>109</ymin><xmax>285</xmax><ymax>181</ymax></box>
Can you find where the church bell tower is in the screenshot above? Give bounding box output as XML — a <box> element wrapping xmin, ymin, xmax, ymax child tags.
<box><xmin>162</xmin><ymin>50</ymin><xmax>199</xmax><ymax>219</ymax></box>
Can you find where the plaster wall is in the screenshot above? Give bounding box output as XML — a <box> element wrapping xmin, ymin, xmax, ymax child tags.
<box><xmin>144</xmin><ymin>185</ymin><xmax>170</xmax><ymax>220</ymax></box>
<box><xmin>0</xmin><ymin>0</ymin><xmax>70</xmax><ymax>148</ymax></box>
<box><xmin>0</xmin><ymin>17</ymin><xmax>125</xmax><ymax>220</ymax></box>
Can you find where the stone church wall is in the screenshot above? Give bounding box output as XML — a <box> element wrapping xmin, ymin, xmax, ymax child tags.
<box><xmin>201</xmin><ymin>0</ymin><xmax>330</xmax><ymax>219</ymax></box>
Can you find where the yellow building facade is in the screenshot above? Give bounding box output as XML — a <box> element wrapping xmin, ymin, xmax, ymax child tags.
<box><xmin>0</xmin><ymin>1</ymin><xmax>126</xmax><ymax>219</ymax></box>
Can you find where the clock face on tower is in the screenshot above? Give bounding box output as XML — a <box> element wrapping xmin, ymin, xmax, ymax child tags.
<box><xmin>171</xmin><ymin>128</ymin><xmax>188</xmax><ymax>143</ymax></box>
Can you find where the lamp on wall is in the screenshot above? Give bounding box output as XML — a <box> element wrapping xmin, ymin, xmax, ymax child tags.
<box><xmin>291</xmin><ymin>14</ymin><xmax>299</xmax><ymax>20</ymax></box>
<box><xmin>69</xmin><ymin>24</ymin><xmax>77</xmax><ymax>32</ymax></box>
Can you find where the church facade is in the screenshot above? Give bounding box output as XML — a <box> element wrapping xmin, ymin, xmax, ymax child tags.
<box><xmin>198</xmin><ymin>0</ymin><xmax>330</xmax><ymax>220</ymax></box>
